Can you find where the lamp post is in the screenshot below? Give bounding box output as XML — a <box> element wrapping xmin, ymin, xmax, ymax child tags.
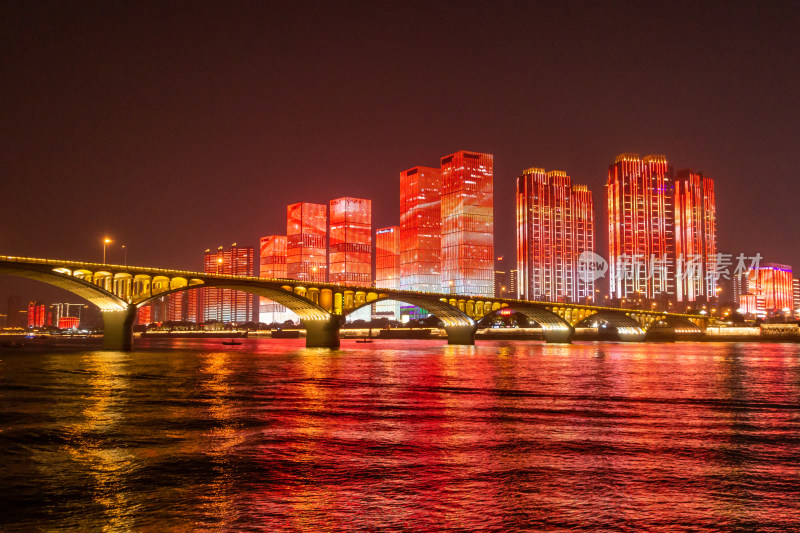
<box><xmin>122</xmin><ymin>245</ymin><xmax>127</xmax><ymax>266</ymax></box>
<box><xmin>102</xmin><ymin>237</ymin><xmax>112</xmax><ymax>263</ymax></box>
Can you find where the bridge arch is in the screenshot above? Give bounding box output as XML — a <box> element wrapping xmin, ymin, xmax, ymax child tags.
<box><xmin>476</xmin><ymin>304</ymin><xmax>573</xmax><ymax>343</ymax></box>
<box><xmin>0</xmin><ymin>264</ymin><xmax>128</xmax><ymax>311</ymax></box>
<box><xmin>346</xmin><ymin>295</ymin><xmax>473</xmax><ymax>325</ymax></box>
<box><xmin>137</xmin><ymin>280</ymin><xmax>331</xmax><ymax>322</ymax></box>
<box><xmin>573</xmin><ymin>311</ymin><xmax>646</xmax><ymax>341</ymax></box>
<box><xmin>646</xmin><ymin>315</ymin><xmax>704</xmax><ymax>337</ymax></box>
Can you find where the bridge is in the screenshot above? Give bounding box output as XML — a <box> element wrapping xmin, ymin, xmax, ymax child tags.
<box><xmin>0</xmin><ymin>255</ymin><xmax>706</xmax><ymax>350</ymax></box>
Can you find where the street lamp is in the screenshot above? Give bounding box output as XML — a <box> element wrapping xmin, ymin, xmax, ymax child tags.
<box><xmin>102</xmin><ymin>237</ymin><xmax>112</xmax><ymax>263</ymax></box>
<box><xmin>122</xmin><ymin>245</ymin><xmax>127</xmax><ymax>266</ymax></box>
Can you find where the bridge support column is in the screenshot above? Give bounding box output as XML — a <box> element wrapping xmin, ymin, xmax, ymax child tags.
<box><xmin>444</xmin><ymin>324</ymin><xmax>478</xmax><ymax>345</ymax></box>
<box><xmin>304</xmin><ymin>317</ymin><xmax>341</xmax><ymax>348</ymax></box>
<box><xmin>542</xmin><ymin>328</ymin><xmax>573</xmax><ymax>343</ymax></box>
<box><xmin>102</xmin><ymin>306</ymin><xmax>137</xmax><ymax>351</ymax></box>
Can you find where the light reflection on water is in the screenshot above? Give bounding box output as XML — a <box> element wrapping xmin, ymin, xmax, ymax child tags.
<box><xmin>0</xmin><ymin>339</ymin><xmax>799</xmax><ymax>531</ymax></box>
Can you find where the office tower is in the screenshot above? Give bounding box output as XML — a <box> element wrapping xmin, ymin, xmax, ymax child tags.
<box><xmin>793</xmin><ymin>278</ymin><xmax>800</xmax><ymax>318</ymax></box>
<box><xmin>674</xmin><ymin>170</ymin><xmax>717</xmax><ymax>304</ymax></box>
<box><xmin>607</xmin><ymin>153</ymin><xmax>674</xmax><ymax>303</ymax></box>
<box><xmin>375</xmin><ymin>226</ymin><xmax>401</xmax><ymax>318</ymax></box>
<box><xmin>137</xmin><ymin>304</ymin><xmax>152</xmax><ymax>326</ymax></box>
<box><xmin>745</xmin><ymin>263</ymin><xmax>794</xmax><ymax>316</ymax></box>
<box><xmin>399</xmin><ymin>166</ymin><xmax>442</xmax><ymax>293</ymax></box>
<box><xmin>516</xmin><ymin>169</ymin><xmax>595</xmax><ymax>303</ymax></box>
<box><xmin>185</xmin><ymin>289</ymin><xmax>199</xmax><ymax>324</ymax></box>
<box><xmin>329</xmin><ymin>197</ymin><xmax>372</xmax><ymax>285</ymax></box>
<box><xmin>440</xmin><ymin>150</ymin><xmax>494</xmax><ymax>296</ymax></box>
<box><xmin>27</xmin><ymin>301</ymin><xmax>46</xmax><ymax>328</ymax></box>
<box><xmin>259</xmin><ymin>235</ymin><xmax>293</xmax><ymax>324</ymax></box>
<box><xmin>287</xmin><ymin>202</ymin><xmax>327</xmax><ymax>283</ymax></box>
<box><xmin>203</xmin><ymin>244</ymin><xmax>255</xmax><ymax>324</ymax></box>
<box><xmin>167</xmin><ymin>292</ymin><xmax>184</xmax><ymax>322</ymax></box>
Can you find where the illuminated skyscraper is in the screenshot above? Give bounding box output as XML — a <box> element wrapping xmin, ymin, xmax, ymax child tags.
<box><xmin>203</xmin><ymin>244</ymin><xmax>255</xmax><ymax>324</ymax></box>
<box><xmin>137</xmin><ymin>304</ymin><xmax>152</xmax><ymax>326</ymax></box>
<box><xmin>516</xmin><ymin>169</ymin><xmax>595</xmax><ymax>303</ymax></box>
<box><xmin>607</xmin><ymin>154</ymin><xmax>674</xmax><ymax>302</ymax></box>
<box><xmin>793</xmin><ymin>278</ymin><xmax>800</xmax><ymax>319</ymax></box>
<box><xmin>159</xmin><ymin>291</ymin><xmax>200</xmax><ymax>324</ymax></box>
<box><xmin>167</xmin><ymin>292</ymin><xmax>184</xmax><ymax>322</ymax></box>
<box><xmin>185</xmin><ymin>290</ymin><xmax>199</xmax><ymax>323</ymax></box>
<box><xmin>287</xmin><ymin>202</ymin><xmax>327</xmax><ymax>283</ymax></box>
<box><xmin>745</xmin><ymin>263</ymin><xmax>794</xmax><ymax>316</ymax></box>
<box><xmin>399</xmin><ymin>166</ymin><xmax>442</xmax><ymax>293</ymax></box>
<box><xmin>375</xmin><ymin>226</ymin><xmax>401</xmax><ymax>318</ymax></box>
<box><xmin>674</xmin><ymin>170</ymin><xmax>717</xmax><ymax>304</ymax></box>
<box><xmin>259</xmin><ymin>235</ymin><xmax>294</xmax><ymax>324</ymax></box>
<box><xmin>440</xmin><ymin>150</ymin><xmax>494</xmax><ymax>296</ymax></box>
<box><xmin>27</xmin><ymin>301</ymin><xmax>46</xmax><ymax>328</ymax></box>
<box><xmin>329</xmin><ymin>197</ymin><xmax>372</xmax><ymax>285</ymax></box>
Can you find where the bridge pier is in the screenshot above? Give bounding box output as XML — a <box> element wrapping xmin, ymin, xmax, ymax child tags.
<box><xmin>542</xmin><ymin>327</ymin><xmax>573</xmax><ymax>343</ymax></box>
<box><xmin>444</xmin><ymin>324</ymin><xmax>478</xmax><ymax>345</ymax></box>
<box><xmin>304</xmin><ymin>317</ymin><xmax>341</xmax><ymax>348</ymax></box>
<box><xmin>101</xmin><ymin>306</ymin><xmax>137</xmax><ymax>351</ymax></box>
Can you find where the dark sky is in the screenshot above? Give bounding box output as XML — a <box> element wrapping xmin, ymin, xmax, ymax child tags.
<box><xmin>2</xmin><ymin>1</ymin><xmax>799</xmax><ymax>302</ymax></box>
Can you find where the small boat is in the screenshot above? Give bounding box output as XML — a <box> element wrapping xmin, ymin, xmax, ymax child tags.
<box><xmin>222</xmin><ymin>340</ymin><xmax>242</xmax><ymax>346</ymax></box>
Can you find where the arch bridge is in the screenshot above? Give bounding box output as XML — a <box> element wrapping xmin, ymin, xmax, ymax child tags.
<box><xmin>0</xmin><ymin>255</ymin><xmax>706</xmax><ymax>350</ymax></box>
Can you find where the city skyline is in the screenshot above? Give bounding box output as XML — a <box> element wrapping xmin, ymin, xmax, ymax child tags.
<box><xmin>0</xmin><ymin>3</ymin><xmax>800</xmax><ymax>278</ymax></box>
<box><xmin>1</xmin><ymin>2</ymin><xmax>799</xmax><ymax>310</ymax></box>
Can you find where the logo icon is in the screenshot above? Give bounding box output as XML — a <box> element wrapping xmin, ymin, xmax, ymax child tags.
<box><xmin>577</xmin><ymin>251</ymin><xmax>608</xmax><ymax>282</ymax></box>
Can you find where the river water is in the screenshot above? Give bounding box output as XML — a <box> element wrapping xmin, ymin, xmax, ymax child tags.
<box><xmin>1</xmin><ymin>339</ymin><xmax>799</xmax><ymax>531</ymax></box>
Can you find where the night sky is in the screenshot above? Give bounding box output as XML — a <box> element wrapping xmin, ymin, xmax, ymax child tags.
<box><xmin>2</xmin><ymin>1</ymin><xmax>799</xmax><ymax>302</ymax></box>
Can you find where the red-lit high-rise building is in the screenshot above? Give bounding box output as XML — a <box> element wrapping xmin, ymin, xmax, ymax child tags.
<box><xmin>27</xmin><ymin>301</ymin><xmax>46</xmax><ymax>328</ymax></box>
<box><xmin>167</xmin><ymin>292</ymin><xmax>184</xmax><ymax>322</ymax></box>
<box><xmin>137</xmin><ymin>304</ymin><xmax>152</xmax><ymax>326</ymax></box>
<box><xmin>259</xmin><ymin>235</ymin><xmax>294</xmax><ymax>324</ymax></box>
<box><xmin>399</xmin><ymin>166</ymin><xmax>441</xmax><ymax>293</ymax></box>
<box><xmin>674</xmin><ymin>169</ymin><xmax>717</xmax><ymax>304</ymax></box>
<box><xmin>440</xmin><ymin>150</ymin><xmax>494</xmax><ymax>296</ymax></box>
<box><xmin>607</xmin><ymin>153</ymin><xmax>674</xmax><ymax>304</ymax></box>
<box><xmin>287</xmin><ymin>202</ymin><xmax>327</xmax><ymax>283</ymax></box>
<box><xmin>329</xmin><ymin>197</ymin><xmax>372</xmax><ymax>285</ymax></box>
<box><xmin>516</xmin><ymin>168</ymin><xmax>595</xmax><ymax>303</ymax></box>
<box><xmin>375</xmin><ymin>226</ymin><xmax>401</xmax><ymax>318</ymax></box>
<box><xmin>203</xmin><ymin>244</ymin><xmax>255</xmax><ymax>324</ymax></box>
<box><xmin>744</xmin><ymin>263</ymin><xmax>794</xmax><ymax>317</ymax></box>
<box><xmin>376</xmin><ymin>226</ymin><xmax>400</xmax><ymax>290</ymax></box>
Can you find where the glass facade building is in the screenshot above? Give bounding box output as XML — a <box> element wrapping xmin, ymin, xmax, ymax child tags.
<box><xmin>745</xmin><ymin>263</ymin><xmax>794</xmax><ymax>316</ymax></box>
<box><xmin>399</xmin><ymin>166</ymin><xmax>442</xmax><ymax>293</ymax></box>
<box><xmin>259</xmin><ymin>235</ymin><xmax>294</xmax><ymax>324</ymax></box>
<box><xmin>516</xmin><ymin>168</ymin><xmax>595</xmax><ymax>303</ymax></box>
<box><xmin>329</xmin><ymin>197</ymin><xmax>372</xmax><ymax>285</ymax></box>
<box><xmin>375</xmin><ymin>226</ymin><xmax>401</xmax><ymax>318</ymax></box>
<box><xmin>607</xmin><ymin>153</ymin><xmax>674</xmax><ymax>303</ymax></box>
<box><xmin>203</xmin><ymin>244</ymin><xmax>255</xmax><ymax>324</ymax></box>
<box><xmin>440</xmin><ymin>150</ymin><xmax>494</xmax><ymax>297</ymax></box>
<box><xmin>287</xmin><ymin>202</ymin><xmax>327</xmax><ymax>283</ymax></box>
<box><xmin>674</xmin><ymin>170</ymin><xmax>717</xmax><ymax>303</ymax></box>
